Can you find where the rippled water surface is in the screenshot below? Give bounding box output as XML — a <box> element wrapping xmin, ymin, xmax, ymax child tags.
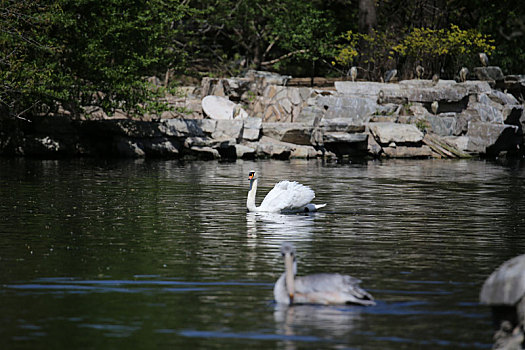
<box><xmin>1</xmin><ymin>157</ymin><xmax>525</xmax><ymax>349</ymax></box>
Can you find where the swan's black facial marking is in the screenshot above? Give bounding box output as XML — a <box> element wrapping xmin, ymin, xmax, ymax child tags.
<box><xmin>248</xmin><ymin>171</ymin><xmax>255</xmax><ymax>180</ymax></box>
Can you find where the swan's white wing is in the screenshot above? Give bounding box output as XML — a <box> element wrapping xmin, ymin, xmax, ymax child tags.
<box><xmin>294</xmin><ymin>273</ymin><xmax>375</xmax><ymax>306</ymax></box>
<box><xmin>258</xmin><ymin>181</ymin><xmax>315</xmax><ymax>213</ymax></box>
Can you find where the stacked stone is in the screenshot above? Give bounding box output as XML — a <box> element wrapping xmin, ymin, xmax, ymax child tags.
<box><xmin>252</xmin><ymin>85</ymin><xmax>312</xmax><ymax>123</ymax></box>
<box><xmin>2</xmin><ymin>69</ymin><xmax>524</xmax><ymax>160</ymax></box>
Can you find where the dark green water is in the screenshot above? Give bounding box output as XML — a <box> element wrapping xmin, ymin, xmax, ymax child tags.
<box><xmin>1</xmin><ymin>158</ymin><xmax>524</xmax><ymax>349</ymax></box>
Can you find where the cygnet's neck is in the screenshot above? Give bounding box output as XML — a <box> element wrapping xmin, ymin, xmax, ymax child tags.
<box><xmin>247</xmin><ymin>178</ymin><xmax>258</xmax><ymax>212</ymax></box>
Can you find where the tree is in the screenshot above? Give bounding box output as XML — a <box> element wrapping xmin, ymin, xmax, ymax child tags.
<box><xmin>182</xmin><ymin>0</ymin><xmax>278</xmax><ymax>73</ymax></box>
<box><xmin>456</xmin><ymin>0</ymin><xmax>525</xmax><ymax>74</ymax></box>
<box><xmin>358</xmin><ymin>0</ymin><xmax>377</xmax><ymax>35</ymax></box>
<box><xmin>270</xmin><ymin>1</ymin><xmax>335</xmax><ymax>84</ymax></box>
<box><xmin>0</xmin><ymin>0</ymin><xmax>191</xmax><ymax>119</ymax></box>
<box><xmin>182</xmin><ymin>0</ymin><xmax>340</xmax><ymax>79</ymax></box>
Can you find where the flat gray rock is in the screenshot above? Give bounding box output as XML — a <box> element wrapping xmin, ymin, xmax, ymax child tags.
<box><xmin>382</xmin><ymin>145</ymin><xmax>434</xmax><ymax>158</ymax></box>
<box><xmin>369</xmin><ymin>122</ymin><xmax>424</xmax><ymax>144</ymax></box>
<box><xmin>262</xmin><ymin>122</ymin><xmax>313</xmax><ymax>145</ymax></box>
<box><xmin>335</xmin><ymin>80</ymin><xmax>492</xmax><ymax>103</ymax></box>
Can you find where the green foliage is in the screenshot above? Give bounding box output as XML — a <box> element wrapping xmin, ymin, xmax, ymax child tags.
<box><xmin>1</xmin><ymin>0</ymin><xmax>191</xmax><ymax>118</ymax></box>
<box><xmin>393</xmin><ymin>24</ymin><xmax>495</xmax><ymax>70</ymax></box>
<box><xmin>181</xmin><ymin>0</ymin><xmax>342</xmax><ymax>77</ymax></box>
<box><xmin>469</xmin><ymin>0</ymin><xmax>525</xmax><ymax>74</ymax></box>
<box><xmin>415</xmin><ymin>118</ymin><xmax>430</xmax><ymax>132</ymax></box>
<box><xmin>371</xmin><ymin>0</ymin><xmax>522</xmax><ymax>76</ymax></box>
<box><xmin>272</xmin><ymin>2</ymin><xmax>335</xmax><ymax>62</ymax></box>
<box><xmin>335</xmin><ymin>24</ymin><xmax>495</xmax><ymax>79</ymax></box>
<box><xmin>334</xmin><ymin>31</ymin><xmax>360</xmax><ymax>66</ymax></box>
<box><xmin>180</xmin><ymin>0</ymin><xmax>276</xmax><ymax>72</ymax></box>
<box><xmin>1</xmin><ymin>0</ymin><xmax>523</xmax><ymax>120</ymax></box>
<box><xmin>335</xmin><ymin>30</ymin><xmax>398</xmax><ymax>75</ymax></box>
<box><xmin>268</xmin><ymin>1</ymin><xmax>336</xmax><ymax>80</ymax></box>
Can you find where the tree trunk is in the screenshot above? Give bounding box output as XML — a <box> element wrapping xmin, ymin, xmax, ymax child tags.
<box><xmin>253</xmin><ymin>43</ymin><xmax>261</xmax><ymax>70</ymax></box>
<box><xmin>358</xmin><ymin>0</ymin><xmax>378</xmax><ymax>79</ymax></box>
<box><xmin>310</xmin><ymin>60</ymin><xmax>316</xmax><ymax>87</ymax></box>
<box><xmin>358</xmin><ymin>0</ymin><xmax>377</xmax><ymax>35</ymax></box>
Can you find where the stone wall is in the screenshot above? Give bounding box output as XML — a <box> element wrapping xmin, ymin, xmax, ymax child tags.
<box><xmin>1</xmin><ymin>69</ymin><xmax>524</xmax><ymax>160</ymax></box>
<box><xmin>201</xmin><ymin>70</ymin><xmax>525</xmax><ymax>159</ymax></box>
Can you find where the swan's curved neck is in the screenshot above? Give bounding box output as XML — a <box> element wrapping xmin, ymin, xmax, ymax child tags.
<box><xmin>284</xmin><ymin>254</ymin><xmax>296</xmax><ymax>304</ymax></box>
<box><xmin>247</xmin><ymin>178</ymin><xmax>258</xmax><ymax>212</ymax></box>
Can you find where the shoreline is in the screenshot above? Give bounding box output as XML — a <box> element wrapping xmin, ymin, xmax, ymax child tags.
<box><xmin>1</xmin><ymin>70</ymin><xmax>524</xmax><ymax>160</ymax></box>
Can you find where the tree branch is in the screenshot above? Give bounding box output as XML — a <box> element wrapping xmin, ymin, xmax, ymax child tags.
<box><xmin>261</xmin><ymin>49</ymin><xmax>308</xmax><ymax>66</ymax></box>
<box><xmin>14</xmin><ymin>100</ymin><xmax>40</xmax><ymax>122</ymax></box>
<box><xmin>262</xmin><ymin>35</ymin><xmax>279</xmax><ymax>61</ymax></box>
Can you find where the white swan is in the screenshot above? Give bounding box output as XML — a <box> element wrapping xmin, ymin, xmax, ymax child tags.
<box><xmin>246</xmin><ymin>171</ymin><xmax>326</xmax><ymax>213</ymax></box>
<box><xmin>274</xmin><ymin>242</ymin><xmax>375</xmax><ymax>306</ymax></box>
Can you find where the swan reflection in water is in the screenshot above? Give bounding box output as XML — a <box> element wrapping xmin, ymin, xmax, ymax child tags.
<box><xmin>273</xmin><ymin>303</ymin><xmax>365</xmax><ymax>347</ymax></box>
<box><xmin>246</xmin><ymin>211</ymin><xmax>318</xmax><ymax>238</ymax></box>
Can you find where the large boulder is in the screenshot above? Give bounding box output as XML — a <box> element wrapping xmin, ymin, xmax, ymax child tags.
<box><xmin>335</xmin><ymin>80</ymin><xmax>492</xmax><ymax>104</ymax></box>
<box><xmin>241</xmin><ymin>117</ymin><xmax>262</xmax><ymax>141</ymax></box>
<box><xmin>443</xmin><ymin>135</ymin><xmax>470</xmax><ymax>152</ymax></box>
<box><xmin>262</xmin><ymin>122</ymin><xmax>313</xmax><ymax>145</ymax></box>
<box><xmin>382</xmin><ymin>145</ymin><xmax>434</xmax><ymax>158</ymax></box>
<box><xmin>253</xmin><ymin>136</ymin><xmax>293</xmax><ymax>159</ymax></box>
<box><xmin>235</xmin><ymin>144</ymin><xmax>256</xmax><ymax>159</ymax></box>
<box><xmin>245</xmin><ymin>69</ymin><xmax>291</xmax><ymax>86</ymax></box>
<box><xmin>202</xmin><ymin>95</ymin><xmax>248</xmax><ymax>120</ymax></box>
<box><xmin>473</xmin><ymin>66</ymin><xmax>505</xmax><ymax>82</ymax></box>
<box><xmin>160</xmin><ymin>118</ymin><xmax>215</xmax><ymax>137</ymax></box>
<box><xmin>424</xmin><ymin>113</ymin><xmax>457</xmax><ymax>136</ymax></box>
<box><xmin>290</xmin><ymin>145</ymin><xmax>323</xmax><ymax>159</ymax></box>
<box><xmin>487</xmin><ymin>90</ymin><xmax>519</xmax><ymax>106</ymax></box>
<box><xmin>323</xmin><ymin>132</ymin><xmax>367</xmax><ymax>144</ymax></box>
<box><xmin>316</xmin><ymin>95</ymin><xmax>377</xmax><ymax>123</ymax></box>
<box><xmin>465</xmin><ymin>122</ymin><xmax>521</xmax><ymax>155</ymax></box>
<box><xmin>321</xmin><ymin>118</ymin><xmax>367</xmax><ymax>133</ymax></box>
<box><xmin>211</xmin><ymin>119</ymin><xmax>243</xmax><ymax>140</ymax></box>
<box><xmin>468</xmin><ymin>102</ymin><xmax>505</xmax><ymax>123</ymax></box>
<box><xmin>252</xmin><ymin>136</ymin><xmax>320</xmax><ymax>159</ymax></box>
<box><xmin>295</xmin><ymin>106</ymin><xmax>324</xmax><ymax>125</ymax></box>
<box><xmin>187</xmin><ymin>146</ymin><xmax>220</xmax><ymax>160</ymax></box>
<box><xmin>201</xmin><ymin>77</ymin><xmax>253</xmax><ymax>101</ymax></box>
<box><xmin>502</xmin><ymin>75</ymin><xmax>525</xmax><ymax>101</ymax></box>
<box><xmin>141</xmin><ymin>137</ymin><xmax>181</xmax><ymax>157</ymax></box>
<box><xmin>335</xmin><ymin>81</ymin><xmax>398</xmax><ymax>96</ymax></box>
<box><xmin>368</xmin><ymin>122</ymin><xmax>424</xmax><ymax>144</ymax></box>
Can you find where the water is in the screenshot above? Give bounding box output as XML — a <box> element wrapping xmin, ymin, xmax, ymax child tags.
<box><xmin>1</xmin><ymin>157</ymin><xmax>524</xmax><ymax>349</ymax></box>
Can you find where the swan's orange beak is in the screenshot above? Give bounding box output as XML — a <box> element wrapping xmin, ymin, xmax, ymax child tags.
<box><xmin>248</xmin><ymin>172</ymin><xmax>255</xmax><ymax>180</ymax></box>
